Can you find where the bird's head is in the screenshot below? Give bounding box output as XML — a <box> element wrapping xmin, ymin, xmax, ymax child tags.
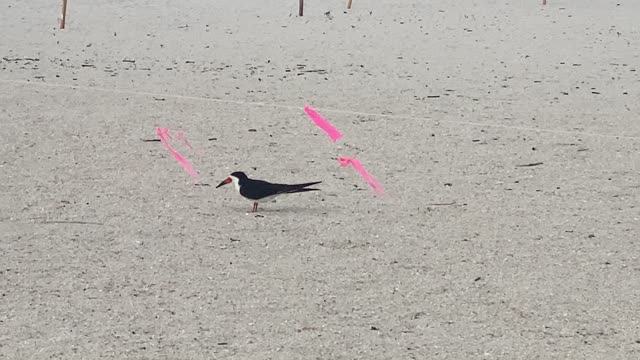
<box><xmin>216</xmin><ymin>171</ymin><xmax>247</xmax><ymax>188</ymax></box>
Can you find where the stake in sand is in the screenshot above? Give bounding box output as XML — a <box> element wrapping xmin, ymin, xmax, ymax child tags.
<box><xmin>60</xmin><ymin>0</ymin><xmax>68</xmax><ymax>29</ymax></box>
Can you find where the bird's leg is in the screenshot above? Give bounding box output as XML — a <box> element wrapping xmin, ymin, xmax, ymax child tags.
<box><xmin>252</xmin><ymin>202</ymin><xmax>258</xmax><ymax>212</ymax></box>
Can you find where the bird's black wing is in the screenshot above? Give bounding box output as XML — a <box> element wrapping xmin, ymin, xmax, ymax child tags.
<box><xmin>240</xmin><ymin>179</ymin><xmax>321</xmax><ymax>200</ymax></box>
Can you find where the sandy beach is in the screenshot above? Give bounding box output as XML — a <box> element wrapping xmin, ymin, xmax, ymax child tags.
<box><xmin>1</xmin><ymin>0</ymin><xmax>639</xmax><ymax>358</ymax></box>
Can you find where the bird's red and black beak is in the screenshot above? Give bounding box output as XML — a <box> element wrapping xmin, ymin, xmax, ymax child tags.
<box><xmin>216</xmin><ymin>177</ymin><xmax>232</xmax><ymax>188</ymax></box>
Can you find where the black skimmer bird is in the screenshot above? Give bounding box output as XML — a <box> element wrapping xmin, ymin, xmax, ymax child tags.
<box><xmin>216</xmin><ymin>171</ymin><xmax>321</xmax><ymax>212</ymax></box>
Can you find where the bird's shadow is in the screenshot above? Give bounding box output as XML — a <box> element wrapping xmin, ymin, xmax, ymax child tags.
<box><xmin>228</xmin><ymin>204</ymin><xmax>328</xmax><ymax>215</ymax></box>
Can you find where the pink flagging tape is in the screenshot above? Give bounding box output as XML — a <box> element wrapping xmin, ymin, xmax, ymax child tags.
<box><xmin>304</xmin><ymin>106</ymin><xmax>343</xmax><ymax>142</ymax></box>
<box><xmin>177</xmin><ymin>129</ymin><xmax>207</xmax><ymax>159</ymax></box>
<box><xmin>338</xmin><ymin>157</ymin><xmax>384</xmax><ymax>194</ymax></box>
<box><xmin>156</xmin><ymin>127</ymin><xmax>199</xmax><ymax>182</ymax></box>
<box><xmin>176</xmin><ymin>130</ymin><xmax>193</xmax><ymax>150</ymax></box>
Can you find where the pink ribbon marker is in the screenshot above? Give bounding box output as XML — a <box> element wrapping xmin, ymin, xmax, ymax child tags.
<box><xmin>176</xmin><ymin>130</ymin><xmax>193</xmax><ymax>150</ymax></box>
<box><xmin>304</xmin><ymin>106</ymin><xmax>343</xmax><ymax>142</ymax></box>
<box><xmin>156</xmin><ymin>127</ymin><xmax>199</xmax><ymax>182</ymax></box>
<box><xmin>338</xmin><ymin>157</ymin><xmax>384</xmax><ymax>194</ymax></box>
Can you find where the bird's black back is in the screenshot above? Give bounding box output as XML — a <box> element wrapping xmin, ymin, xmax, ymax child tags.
<box><xmin>239</xmin><ymin>178</ymin><xmax>321</xmax><ymax>200</ymax></box>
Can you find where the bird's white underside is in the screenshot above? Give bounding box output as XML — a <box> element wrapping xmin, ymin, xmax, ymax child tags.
<box><xmin>254</xmin><ymin>194</ymin><xmax>280</xmax><ymax>203</ymax></box>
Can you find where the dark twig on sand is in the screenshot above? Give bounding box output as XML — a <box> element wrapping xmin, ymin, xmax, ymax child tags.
<box><xmin>426</xmin><ymin>202</ymin><xmax>458</xmax><ymax>206</ymax></box>
<box><xmin>38</xmin><ymin>220</ymin><xmax>104</xmax><ymax>226</ymax></box>
<box><xmin>516</xmin><ymin>162</ymin><xmax>544</xmax><ymax>168</ymax></box>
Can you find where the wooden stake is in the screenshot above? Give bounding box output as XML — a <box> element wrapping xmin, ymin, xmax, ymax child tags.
<box><xmin>60</xmin><ymin>0</ymin><xmax>68</xmax><ymax>29</ymax></box>
<box><xmin>299</xmin><ymin>0</ymin><xmax>303</xmax><ymax>16</ymax></box>
<box><xmin>347</xmin><ymin>0</ymin><xmax>353</xmax><ymax>9</ymax></box>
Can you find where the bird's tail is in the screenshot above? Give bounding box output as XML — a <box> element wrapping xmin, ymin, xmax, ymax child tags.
<box><xmin>284</xmin><ymin>181</ymin><xmax>322</xmax><ymax>194</ymax></box>
<box><xmin>291</xmin><ymin>181</ymin><xmax>322</xmax><ymax>188</ymax></box>
<box><xmin>285</xmin><ymin>187</ymin><xmax>320</xmax><ymax>194</ymax></box>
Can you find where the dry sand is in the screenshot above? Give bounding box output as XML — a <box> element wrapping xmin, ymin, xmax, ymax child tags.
<box><xmin>1</xmin><ymin>0</ymin><xmax>639</xmax><ymax>358</ymax></box>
